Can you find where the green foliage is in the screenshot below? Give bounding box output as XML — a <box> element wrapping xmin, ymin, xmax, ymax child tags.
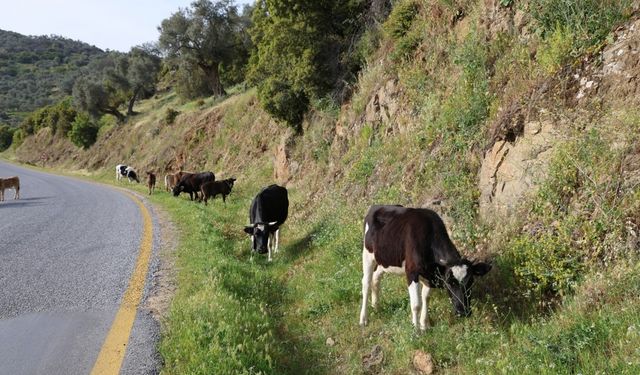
<box><xmin>256</xmin><ymin>78</ymin><xmax>308</xmax><ymax>132</ymax></box>
<box><xmin>164</xmin><ymin>108</ymin><xmax>180</xmax><ymax>125</ymax></box>
<box><xmin>249</xmin><ymin>0</ymin><xmax>367</xmax><ymax>129</ymax></box>
<box><xmin>384</xmin><ymin>0</ymin><xmax>419</xmax><ymax>40</ymax></box>
<box><xmin>537</xmin><ymin>26</ymin><xmax>575</xmax><ymax>74</ymax></box>
<box><xmin>11</xmin><ymin>128</ymin><xmax>26</xmax><ymax>148</ymax></box>
<box><xmin>67</xmin><ymin>112</ymin><xmax>99</xmax><ymax>149</ymax></box>
<box><xmin>173</xmin><ymin>60</ymin><xmax>213</xmax><ymax>100</ymax></box>
<box><xmin>506</xmin><ymin>128</ymin><xmax>637</xmax><ymax>297</ymax></box>
<box><xmin>530</xmin><ymin>0</ymin><xmax>633</xmax><ymax>55</ymax></box>
<box><xmin>159</xmin><ymin>0</ymin><xmax>251</xmax><ymax>97</ymax></box>
<box><xmin>19</xmin><ymin>98</ymin><xmax>78</xmax><ymax>136</ymax></box>
<box><xmin>0</xmin><ymin>29</ymin><xmax>105</xmax><ymax>126</ymax></box>
<box><xmin>0</xmin><ymin>125</ymin><xmax>13</xmax><ymax>151</ymax></box>
<box><xmin>72</xmin><ymin>71</ymin><xmax>126</xmax><ymax>123</ymax></box>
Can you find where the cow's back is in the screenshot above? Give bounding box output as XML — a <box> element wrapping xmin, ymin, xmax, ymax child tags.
<box><xmin>250</xmin><ymin>185</ymin><xmax>288</xmax><ymax>225</ymax></box>
<box><xmin>364</xmin><ymin>205</ymin><xmax>459</xmax><ymax>269</ymax></box>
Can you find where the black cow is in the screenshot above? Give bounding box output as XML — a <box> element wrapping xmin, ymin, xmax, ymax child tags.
<box><xmin>359</xmin><ymin>205</ymin><xmax>491</xmax><ymax>330</ymax></box>
<box><xmin>200</xmin><ymin>178</ymin><xmax>236</xmax><ymax>205</ymax></box>
<box><xmin>172</xmin><ymin>172</ymin><xmax>215</xmax><ymax>200</ymax></box>
<box><xmin>243</xmin><ymin>184</ymin><xmax>288</xmax><ymax>261</ymax></box>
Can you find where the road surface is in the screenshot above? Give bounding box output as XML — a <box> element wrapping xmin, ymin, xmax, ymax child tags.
<box><xmin>0</xmin><ymin>161</ymin><xmax>162</xmax><ymax>374</ymax></box>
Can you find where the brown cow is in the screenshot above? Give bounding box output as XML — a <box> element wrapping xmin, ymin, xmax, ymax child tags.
<box><xmin>146</xmin><ymin>172</ymin><xmax>156</xmax><ymax>195</ymax></box>
<box><xmin>164</xmin><ymin>170</ymin><xmax>193</xmax><ymax>192</ymax></box>
<box><xmin>200</xmin><ymin>178</ymin><xmax>236</xmax><ymax>205</ymax></box>
<box><xmin>0</xmin><ymin>176</ymin><xmax>20</xmax><ymax>201</ymax></box>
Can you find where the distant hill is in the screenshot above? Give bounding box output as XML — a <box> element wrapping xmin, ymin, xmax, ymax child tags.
<box><xmin>0</xmin><ymin>29</ymin><xmax>106</xmax><ymax>126</ymax></box>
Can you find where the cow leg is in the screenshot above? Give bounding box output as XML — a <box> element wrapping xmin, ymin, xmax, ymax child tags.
<box><xmin>408</xmin><ymin>277</ymin><xmax>422</xmax><ymax>329</ymax></box>
<box><xmin>274</xmin><ymin>229</ymin><xmax>280</xmax><ymax>253</ymax></box>
<box><xmin>360</xmin><ymin>248</ymin><xmax>376</xmax><ymax>326</ymax></box>
<box><xmin>267</xmin><ymin>232</ymin><xmax>274</xmax><ymax>262</ymax></box>
<box><xmin>15</xmin><ymin>187</ymin><xmax>19</xmax><ymax>200</ymax></box>
<box><xmin>419</xmin><ymin>280</ymin><xmax>431</xmax><ymax>330</ymax></box>
<box><xmin>371</xmin><ymin>266</ymin><xmax>384</xmax><ymax>308</ymax></box>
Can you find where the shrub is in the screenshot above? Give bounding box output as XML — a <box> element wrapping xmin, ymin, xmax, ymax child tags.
<box><xmin>506</xmin><ymin>129</ymin><xmax>635</xmax><ymax>298</ymax></box>
<box><xmin>0</xmin><ymin>125</ymin><xmax>13</xmax><ymax>151</ymax></box>
<box><xmin>384</xmin><ymin>0</ymin><xmax>419</xmax><ymax>40</ymax></box>
<box><xmin>164</xmin><ymin>108</ymin><xmax>180</xmax><ymax>125</ymax></box>
<box><xmin>67</xmin><ymin>112</ymin><xmax>99</xmax><ymax>149</ymax></box>
<box><xmin>537</xmin><ymin>26</ymin><xmax>575</xmax><ymax>74</ymax></box>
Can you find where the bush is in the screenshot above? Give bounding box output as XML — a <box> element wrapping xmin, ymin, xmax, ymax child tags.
<box><xmin>506</xmin><ymin>129</ymin><xmax>634</xmax><ymax>298</ymax></box>
<box><xmin>19</xmin><ymin>97</ymin><xmax>77</xmax><ymax>136</ymax></box>
<box><xmin>0</xmin><ymin>125</ymin><xmax>13</xmax><ymax>151</ymax></box>
<box><xmin>257</xmin><ymin>78</ymin><xmax>308</xmax><ymax>132</ymax></box>
<box><xmin>384</xmin><ymin>0</ymin><xmax>420</xmax><ymax>40</ymax></box>
<box><xmin>67</xmin><ymin>112</ymin><xmax>99</xmax><ymax>149</ymax></box>
<box><xmin>164</xmin><ymin>108</ymin><xmax>180</xmax><ymax>125</ymax></box>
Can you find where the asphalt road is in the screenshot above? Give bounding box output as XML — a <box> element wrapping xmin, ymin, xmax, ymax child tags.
<box><xmin>0</xmin><ymin>161</ymin><xmax>162</xmax><ymax>375</ymax></box>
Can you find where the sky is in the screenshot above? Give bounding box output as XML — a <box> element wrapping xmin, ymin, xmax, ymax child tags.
<box><xmin>0</xmin><ymin>0</ymin><xmax>253</xmax><ymax>52</ymax></box>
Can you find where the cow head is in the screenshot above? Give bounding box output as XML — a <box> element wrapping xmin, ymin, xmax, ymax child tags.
<box><xmin>128</xmin><ymin>171</ymin><xmax>140</xmax><ymax>183</ymax></box>
<box><xmin>227</xmin><ymin>178</ymin><xmax>237</xmax><ymax>188</ymax></box>
<box><xmin>244</xmin><ymin>221</ymin><xmax>278</xmax><ymax>254</ymax></box>
<box><xmin>172</xmin><ymin>184</ymin><xmax>184</xmax><ymax>196</ymax></box>
<box><xmin>440</xmin><ymin>260</ymin><xmax>492</xmax><ymax>317</ymax></box>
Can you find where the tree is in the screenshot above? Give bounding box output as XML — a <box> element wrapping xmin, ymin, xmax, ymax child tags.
<box><xmin>158</xmin><ymin>0</ymin><xmax>247</xmax><ymax>97</ymax></box>
<box><xmin>248</xmin><ymin>0</ymin><xmax>366</xmax><ymax>130</ymax></box>
<box><xmin>71</xmin><ymin>47</ymin><xmax>160</xmax><ymax>122</ymax></box>
<box><xmin>112</xmin><ymin>46</ymin><xmax>161</xmax><ymax>115</ymax></box>
<box><xmin>67</xmin><ymin>112</ymin><xmax>99</xmax><ymax>149</ymax></box>
<box><xmin>72</xmin><ymin>75</ymin><xmax>126</xmax><ymax>123</ymax></box>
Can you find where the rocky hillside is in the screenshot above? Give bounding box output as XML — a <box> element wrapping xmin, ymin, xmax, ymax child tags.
<box><xmin>7</xmin><ymin>0</ymin><xmax>640</xmax><ymax>373</ymax></box>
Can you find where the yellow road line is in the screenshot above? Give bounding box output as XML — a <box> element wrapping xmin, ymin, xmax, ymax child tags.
<box><xmin>91</xmin><ymin>192</ymin><xmax>154</xmax><ymax>375</ymax></box>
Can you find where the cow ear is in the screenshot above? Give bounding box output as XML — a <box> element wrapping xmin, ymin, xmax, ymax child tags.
<box><xmin>472</xmin><ymin>262</ymin><xmax>492</xmax><ymax>276</ymax></box>
<box><xmin>243</xmin><ymin>226</ymin><xmax>254</xmax><ymax>235</ymax></box>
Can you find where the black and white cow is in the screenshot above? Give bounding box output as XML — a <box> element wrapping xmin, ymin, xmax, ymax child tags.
<box><xmin>359</xmin><ymin>205</ymin><xmax>491</xmax><ymax>330</ymax></box>
<box><xmin>115</xmin><ymin>164</ymin><xmax>140</xmax><ymax>183</ymax></box>
<box><xmin>243</xmin><ymin>184</ymin><xmax>288</xmax><ymax>261</ymax></box>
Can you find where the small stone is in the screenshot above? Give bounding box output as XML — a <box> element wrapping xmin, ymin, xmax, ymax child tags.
<box><xmin>413</xmin><ymin>350</ymin><xmax>434</xmax><ymax>375</ymax></box>
<box><xmin>326</xmin><ymin>337</ymin><xmax>335</xmax><ymax>346</ymax></box>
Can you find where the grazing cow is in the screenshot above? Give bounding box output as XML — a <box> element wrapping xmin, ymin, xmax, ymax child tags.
<box><xmin>115</xmin><ymin>164</ymin><xmax>140</xmax><ymax>183</ymax></box>
<box><xmin>165</xmin><ymin>170</ymin><xmax>193</xmax><ymax>192</ymax></box>
<box><xmin>359</xmin><ymin>205</ymin><xmax>491</xmax><ymax>330</ymax></box>
<box><xmin>243</xmin><ymin>184</ymin><xmax>288</xmax><ymax>261</ymax></box>
<box><xmin>146</xmin><ymin>172</ymin><xmax>156</xmax><ymax>195</ymax></box>
<box><xmin>0</xmin><ymin>176</ymin><xmax>20</xmax><ymax>201</ymax></box>
<box><xmin>200</xmin><ymin>178</ymin><xmax>236</xmax><ymax>205</ymax></box>
<box><xmin>172</xmin><ymin>172</ymin><xmax>215</xmax><ymax>200</ymax></box>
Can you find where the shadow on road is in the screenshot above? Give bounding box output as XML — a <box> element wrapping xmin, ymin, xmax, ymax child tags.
<box><xmin>0</xmin><ymin>196</ymin><xmax>53</xmax><ymax>208</ymax></box>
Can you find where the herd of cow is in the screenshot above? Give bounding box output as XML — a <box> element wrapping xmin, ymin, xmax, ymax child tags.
<box><xmin>4</xmin><ymin>163</ymin><xmax>492</xmax><ymax>331</ymax></box>
<box><xmin>116</xmin><ymin>163</ymin><xmax>493</xmax><ymax>329</ymax></box>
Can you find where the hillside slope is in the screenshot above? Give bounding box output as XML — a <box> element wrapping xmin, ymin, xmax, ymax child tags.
<box><xmin>0</xmin><ymin>29</ymin><xmax>105</xmax><ymax>126</ymax></box>
<box><xmin>6</xmin><ymin>0</ymin><xmax>640</xmax><ymax>373</ymax></box>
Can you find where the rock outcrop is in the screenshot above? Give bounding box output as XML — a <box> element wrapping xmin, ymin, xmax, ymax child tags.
<box><xmin>479</xmin><ymin>119</ymin><xmax>562</xmax><ymax>220</ymax></box>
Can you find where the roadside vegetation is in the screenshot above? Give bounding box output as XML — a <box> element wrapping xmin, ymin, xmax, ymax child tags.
<box><xmin>3</xmin><ymin>0</ymin><xmax>640</xmax><ymax>373</ymax></box>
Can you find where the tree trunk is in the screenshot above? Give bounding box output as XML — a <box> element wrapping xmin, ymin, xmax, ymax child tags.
<box><xmin>127</xmin><ymin>87</ymin><xmax>142</xmax><ymax>116</ymax></box>
<box><xmin>201</xmin><ymin>62</ymin><xmax>226</xmax><ymax>97</ymax></box>
<box><xmin>104</xmin><ymin>107</ymin><xmax>126</xmax><ymax>123</ymax></box>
